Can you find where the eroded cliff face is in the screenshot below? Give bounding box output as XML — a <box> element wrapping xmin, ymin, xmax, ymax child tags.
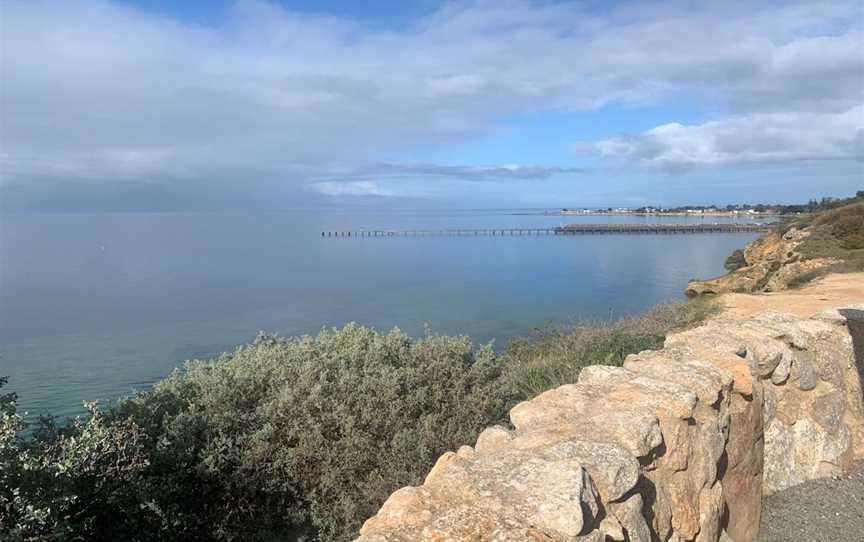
<box><xmin>685</xmin><ymin>228</ymin><xmax>836</xmax><ymax>297</ymax></box>
<box><xmin>355</xmin><ymin>304</ymin><xmax>864</xmax><ymax>542</ymax></box>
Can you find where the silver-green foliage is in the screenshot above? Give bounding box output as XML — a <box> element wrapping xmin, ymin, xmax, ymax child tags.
<box><xmin>1</xmin><ymin>299</ymin><xmax>716</xmax><ymax>541</ymax></box>
<box><xmin>108</xmin><ymin>324</ymin><xmax>511</xmax><ymax>541</ymax></box>
<box><xmin>1</xmin><ymin>378</ymin><xmax>149</xmax><ymax>541</ymax></box>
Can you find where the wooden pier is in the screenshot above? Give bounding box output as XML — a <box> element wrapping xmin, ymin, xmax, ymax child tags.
<box><xmin>321</xmin><ymin>223</ymin><xmax>771</xmax><ymax>237</ymax></box>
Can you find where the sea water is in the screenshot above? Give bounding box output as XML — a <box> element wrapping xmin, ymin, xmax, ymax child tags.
<box><xmin>0</xmin><ymin>209</ymin><xmax>760</xmax><ymax>420</ymax></box>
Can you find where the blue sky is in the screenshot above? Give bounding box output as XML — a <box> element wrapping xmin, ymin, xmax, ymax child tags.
<box><xmin>121</xmin><ymin>0</ymin><xmax>443</xmax><ymax>27</ymax></box>
<box><xmin>1</xmin><ymin>0</ymin><xmax>862</xmax><ymax>211</ymax></box>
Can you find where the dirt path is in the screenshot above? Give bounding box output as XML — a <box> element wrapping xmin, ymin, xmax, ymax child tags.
<box><xmin>718</xmin><ymin>272</ymin><xmax>864</xmax><ymax>319</ymax></box>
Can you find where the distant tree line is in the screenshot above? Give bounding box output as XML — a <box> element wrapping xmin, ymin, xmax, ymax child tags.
<box><xmin>630</xmin><ymin>190</ymin><xmax>863</xmax><ymax>215</ymax></box>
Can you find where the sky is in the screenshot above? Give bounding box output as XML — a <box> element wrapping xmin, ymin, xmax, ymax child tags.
<box><xmin>0</xmin><ymin>0</ymin><xmax>862</xmax><ymax>211</ymax></box>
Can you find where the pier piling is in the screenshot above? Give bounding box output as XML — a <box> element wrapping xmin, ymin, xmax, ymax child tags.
<box><xmin>319</xmin><ymin>223</ymin><xmax>770</xmax><ymax>238</ymax></box>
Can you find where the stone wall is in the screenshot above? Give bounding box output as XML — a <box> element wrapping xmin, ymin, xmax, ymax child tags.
<box><xmin>355</xmin><ymin>306</ymin><xmax>864</xmax><ymax>542</ymax></box>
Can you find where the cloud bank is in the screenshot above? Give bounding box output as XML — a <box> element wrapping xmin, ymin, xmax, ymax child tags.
<box><xmin>1</xmin><ymin>0</ymin><xmax>862</xmax><ymax>206</ymax></box>
<box><xmin>312</xmin><ymin>162</ymin><xmax>585</xmax><ymax>182</ymax></box>
<box><xmin>590</xmin><ymin>106</ymin><xmax>864</xmax><ymax>171</ymax></box>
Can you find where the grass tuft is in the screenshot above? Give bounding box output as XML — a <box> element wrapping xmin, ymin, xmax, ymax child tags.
<box><xmin>786</xmin><ymin>259</ymin><xmax>864</xmax><ymax>289</ymax></box>
<box><xmin>789</xmin><ymin>202</ymin><xmax>864</xmax><ymax>261</ymax></box>
<box><xmin>501</xmin><ymin>297</ymin><xmax>718</xmax><ymax>399</ymax></box>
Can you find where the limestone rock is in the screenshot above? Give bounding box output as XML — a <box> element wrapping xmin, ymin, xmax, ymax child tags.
<box><xmin>720</xmin><ymin>387</ymin><xmax>763</xmax><ymax>542</ymax></box>
<box><xmin>547</xmin><ymin>440</ymin><xmax>639</xmax><ymax>502</ymax></box>
<box><xmin>812</xmin><ymin>390</ymin><xmax>845</xmax><ymax>434</ymax></box>
<box><xmin>793</xmin><ymin>417</ymin><xmax>852</xmax><ymax>479</ymax></box>
<box><xmin>763</xmin><ymin>417</ymin><xmax>800</xmax><ymax>493</ymax></box>
<box><xmin>359</xmin><ymin>448</ymin><xmax>601</xmax><ymax>541</ymax></box>
<box><xmin>598</xmin><ymin>515</ymin><xmax>624</xmax><ymax>541</ymax></box>
<box><xmin>770</xmin><ymin>351</ymin><xmax>793</xmax><ymax>384</ymax></box>
<box><xmin>358</xmin><ymin>306</ymin><xmax>864</xmax><ymax>541</ymax></box>
<box><xmin>792</xmin><ymin>358</ymin><xmax>818</xmax><ymax>390</ymax></box>
<box><xmin>607</xmin><ymin>493</ymin><xmax>651</xmax><ymax>542</ymax></box>
<box><xmin>724</xmin><ymin>249</ymin><xmax>747</xmax><ymax>271</ymax></box>
<box><xmin>695</xmin><ymin>483</ymin><xmax>724</xmax><ymax>542</ymax></box>
<box><xmin>815</xmin><ymin>307</ymin><xmax>850</xmax><ymax>324</ymax></box>
<box><xmin>746</xmin><ymin>343</ymin><xmax>784</xmax><ymax>377</ymax></box>
<box><xmin>474</xmin><ymin>425</ymin><xmax>513</xmax><ymax>454</ymax></box>
<box><xmin>765</xmin><ymin>257</ymin><xmax>838</xmax><ymax>291</ymax></box>
<box><xmin>684</xmin><ymin>227</ymin><xmax>838</xmax><ymax>296</ymax></box>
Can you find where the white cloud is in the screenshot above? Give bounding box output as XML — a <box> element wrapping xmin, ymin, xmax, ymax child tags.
<box><xmin>588</xmin><ymin>106</ymin><xmax>864</xmax><ymax>171</ymax></box>
<box><xmin>307</xmin><ymin>162</ymin><xmax>581</xmax><ymax>198</ymax></box>
<box><xmin>311</xmin><ymin>162</ymin><xmax>584</xmax><ymax>183</ymax></box>
<box><xmin>313</xmin><ymin>180</ymin><xmax>390</xmax><ymax>197</ymax></box>
<box><xmin>0</xmin><ymin>0</ymin><xmax>862</xmax><ymax>197</ymax></box>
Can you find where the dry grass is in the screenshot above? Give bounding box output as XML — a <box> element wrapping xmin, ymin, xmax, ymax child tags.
<box><xmin>791</xmin><ymin>202</ymin><xmax>864</xmax><ymax>261</ymax></box>
<box><xmin>501</xmin><ymin>297</ymin><xmax>719</xmax><ymax>399</ymax></box>
<box><xmin>787</xmin><ymin>259</ymin><xmax>864</xmax><ymax>289</ymax></box>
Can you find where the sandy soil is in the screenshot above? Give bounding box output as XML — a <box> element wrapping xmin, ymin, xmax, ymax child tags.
<box><xmin>718</xmin><ymin>272</ymin><xmax>864</xmax><ymax>319</ymax></box>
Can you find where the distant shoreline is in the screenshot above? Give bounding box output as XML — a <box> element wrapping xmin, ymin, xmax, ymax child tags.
<box><xmin>547</xmin><ymin>210</ymin><xmax>784</xmax><ymax>217</ymax></box>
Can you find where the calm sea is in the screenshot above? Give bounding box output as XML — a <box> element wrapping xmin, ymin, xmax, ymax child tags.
<box><xmin>0</xmin><ymin>209</ymin><xmax>760</xmax><ymax>421</ymax></box>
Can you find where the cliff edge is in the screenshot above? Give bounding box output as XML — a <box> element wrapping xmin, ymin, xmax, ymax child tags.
<box><xmin>685</xmin><ymin>200</ymin><xmax>863</xmax><ymax>298</ymax></box>
<box><xmin>684</xmin><ymin>227</ymin><xmax>836</xmax><ymax>296</ymax></box>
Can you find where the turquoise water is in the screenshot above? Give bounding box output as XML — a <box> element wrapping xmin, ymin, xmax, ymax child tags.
<box><xmin>0</xmin><ymin>209</ymin><xmax>760</xmax><ymax>420</ymax></box>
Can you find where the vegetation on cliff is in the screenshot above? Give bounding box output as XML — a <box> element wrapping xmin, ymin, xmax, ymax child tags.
<box><xmin>502</xmin><ymin>297</ymin><xmax>717</xmax><ymax>399</ymax></box>
<box><xmin>783</xmin><ymin>196</ymin><xmax>864</xmax><ymax>288</ymax></box>
<box><xmin>793</xmin><ymin>200</ymin><xmax>864</xmax><ymax>259</ymax></box>
<box><xmin>687</xmin><ymin>192</ymin><xmax>864</xmax><ymax>296</ymax></box>
<box><xmin>1</xmin><ymin>300</ymin><xmax>715</xmax><ymax>541</ymax></box>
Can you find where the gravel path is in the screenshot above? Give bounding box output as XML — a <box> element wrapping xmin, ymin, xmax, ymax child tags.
<box><xmin>758</xmin><ymin>462</ymin><xmax>864</xmax><ymax>541</ymax></box>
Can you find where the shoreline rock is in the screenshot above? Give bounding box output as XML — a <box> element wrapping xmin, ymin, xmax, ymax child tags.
<box><xmin>685</xmin><ymin>227</ymin><xmax>837</xmax><ymax>297</ymax></box>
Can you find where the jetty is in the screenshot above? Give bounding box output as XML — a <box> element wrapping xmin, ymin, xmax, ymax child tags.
<box><xmin>320</xmin><ymin>223</ymin><xmax>771</xmax><ymax>237</ymax></box>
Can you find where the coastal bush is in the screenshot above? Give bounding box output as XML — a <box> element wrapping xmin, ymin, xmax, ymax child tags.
<box><xmin>1</xmin><ymin>379</ymin><xmax>150</xmax><ymax>541</ymax></box>
<box><xmin>107</xmin><ymin>326</ymin><xmax>511</xmax><ymax>541</ymax></box>
<box><xmin>2</xmin><ymin>299</ymin><xmax>717</xmax><ymax>541</ymax></box>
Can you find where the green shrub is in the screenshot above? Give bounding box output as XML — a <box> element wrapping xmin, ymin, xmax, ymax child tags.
<box><xmin>106</xmin><ymin>326</ymin><xmax>513</xmax><ymax>541</ymax></box>
<box><xmin>1</xmin><ymin>378</ymin><xmax>150</xmax><ymax>542</ymax></box>
<box><xmin>1</xmin><ymin>299</ymin><xmax>718</xmax><ymax>541</ymax></box>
